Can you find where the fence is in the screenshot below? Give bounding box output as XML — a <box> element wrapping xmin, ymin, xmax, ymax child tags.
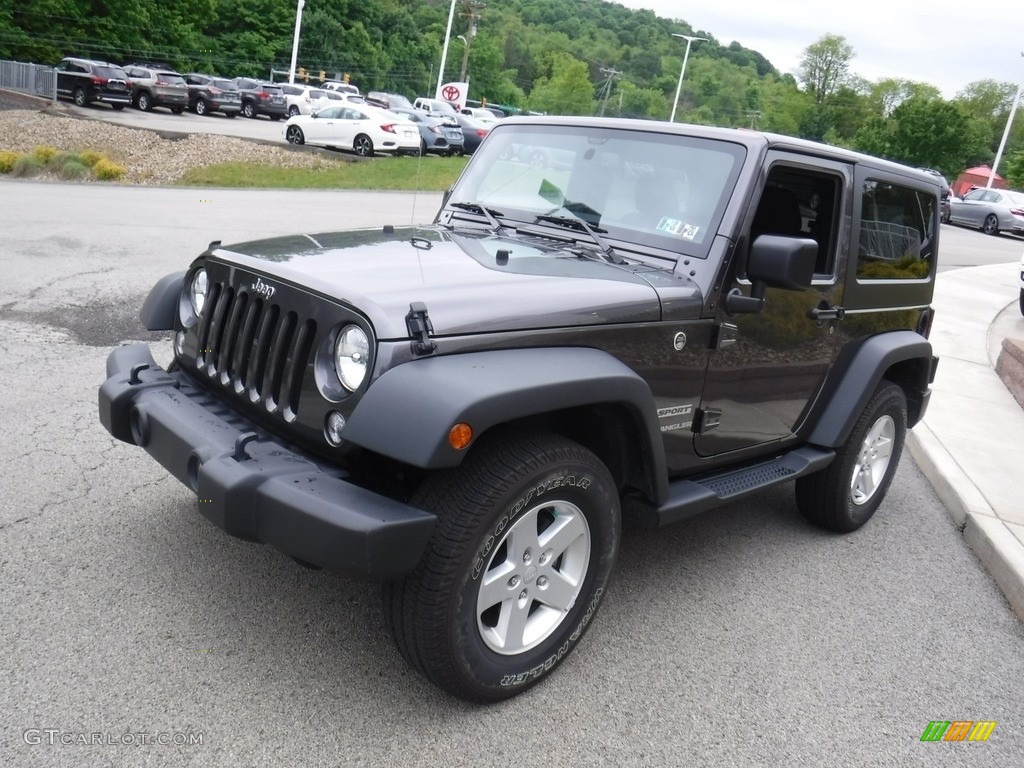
<box><xmin>0</xmin><ymin>60</ymin><xmax>56</xmax><ymax>101</ymax></box>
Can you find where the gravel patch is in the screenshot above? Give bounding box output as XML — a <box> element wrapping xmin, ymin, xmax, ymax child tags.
<box><xmin>0</xmin><ymin>106</ymin><xmax>344</xmax><ymax>184</ymax></box>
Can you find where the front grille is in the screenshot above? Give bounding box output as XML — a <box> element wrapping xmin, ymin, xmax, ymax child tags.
<box><xmin>194</xmin><ymin>282</ymin><xmax>317</xmax><ymax>422</ymax></box>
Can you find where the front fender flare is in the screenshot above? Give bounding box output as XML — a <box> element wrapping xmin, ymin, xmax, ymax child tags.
<box><xmin>343</xmin><ymin>347</ymin><xmax>667</xmax><ymax>487</ymax></box>
<box><xmin>139</xmin><ymin>271</ymin><xmax>185</xmax><ymax>331</ymax></box>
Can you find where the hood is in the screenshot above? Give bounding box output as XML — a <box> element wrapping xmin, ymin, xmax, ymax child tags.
<box><xmin>210</xmin><ymin>226</ymin><xmax>702</xmax><ymax>339</ymax></box>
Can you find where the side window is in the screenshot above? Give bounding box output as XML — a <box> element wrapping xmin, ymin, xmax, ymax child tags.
<box><xmin>857</xmin><ymin>180</ymin><xmax>935</xmax><ymax>280</ymax></box>
<box><xmin>751</xmin><ymin>167</ymin><xmax>841</xmax><ymax>278</ymax></box>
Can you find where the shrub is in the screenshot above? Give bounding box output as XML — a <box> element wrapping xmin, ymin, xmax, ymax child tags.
<box><xmin>10</xmin><ymin>154</ymin><xmax>44</xmax><ymax>177</ymax></box>
<box><xmin>92</xmin><ymin>157</ymin><xmax>126</xmax><ymax>181</ymax></box>
<box><xmin>59</xmin><ymin>160</ymin><xmax>91</xmax><ymax>181</ymax></box>
<box><xmin>77</xmin><ymin>149</ymin><xmax>105</xmax><ymax>168</ymax></box>
<box><xmin>47</xmin><ymin>151</ymin><xmax>79</xmax><ymax>170</ymax></box>
<box><xmin>32</xmin><ymin>145</ymin><xmax>59</xmax><ymax>163</ymax></box>
<box><xmin>0</xmin><ymin>150</ymin><xmax>19</xmax><ymax>173</ymax></box>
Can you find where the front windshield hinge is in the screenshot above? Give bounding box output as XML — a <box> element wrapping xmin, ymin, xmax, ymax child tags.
<box><xmin>405</xmin><ymin>302</ymin><xmax>437</xmax><ymax>356</ymax></box>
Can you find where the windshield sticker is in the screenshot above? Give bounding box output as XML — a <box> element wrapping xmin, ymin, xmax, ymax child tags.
<box><xmin>656</xmin><ymin>218</ymin><xmax>700</xmax><ymax>240</ymax></box>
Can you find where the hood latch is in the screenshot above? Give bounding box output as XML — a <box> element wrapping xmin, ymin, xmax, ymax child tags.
<box><xmin>406</xmin><ymin>302</ymin><xmax>437</xmax><ymax>355</ymax></box>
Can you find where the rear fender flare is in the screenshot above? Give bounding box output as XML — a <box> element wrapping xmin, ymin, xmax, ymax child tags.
<box><xmin>804</xmin><ymin>330</ymin><xmax>936</xmax><ymax>447</ymax></box>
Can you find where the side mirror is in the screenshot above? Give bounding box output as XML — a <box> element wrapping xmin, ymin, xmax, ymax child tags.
<box><xmin>725</xmin><ymin>235</ymin><xmax>817</xmax><ymax>315</ymax></box>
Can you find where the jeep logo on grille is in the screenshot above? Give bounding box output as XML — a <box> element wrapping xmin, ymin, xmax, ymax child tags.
<box><xmin>250</xmin><ymin>277</ymin><xmax>276</xmax><ymax>300</ymax></box>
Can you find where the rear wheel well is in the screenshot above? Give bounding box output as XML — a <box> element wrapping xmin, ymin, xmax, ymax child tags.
<box><xmin>880</xmin><ymin>357</ymin><xmax>931</xmax><ymax>427</ymax></box>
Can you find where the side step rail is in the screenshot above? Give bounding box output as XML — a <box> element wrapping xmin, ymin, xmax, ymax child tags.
<box><xmin>646</xmin><ymin>446</ymin><xmax>835</xmax><ymax>527</ymax></box>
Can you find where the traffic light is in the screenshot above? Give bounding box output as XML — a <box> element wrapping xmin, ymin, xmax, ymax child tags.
<box><xmin>343</xmin><ymin>73</ymin><xmax>350</xmax><ymax>84</ymax></box>
<box><xmin>319</xmin><ymin>70</ymin><xmax>326</xmax><ymax>82</ymax></box>
<box><xmin>298</xmin><ymin>67</ymin><xmax>308</xmax><ymax>83</ymax></box>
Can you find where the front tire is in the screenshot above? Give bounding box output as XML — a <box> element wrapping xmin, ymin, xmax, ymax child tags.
<box><xmin>136</xmin><ymin>92</ymin><xmax>152</xmax><ymax>111</ymax></box>
<box><xmin>285</xmin><ymin>125</ymin><xmax>305</xmax><ymax>145</ymax></box>
<box><xmin>796</xmin><ymin>381</ymin><xmax>907</xmax><ymax>532</ymax></box>
<box><xmin>983</xmin><ymin>214</ymin><xmax>999</xmax><ymax>235</ymax></box>
<box><xmin>353</xmin><ymin>134</ymin><xmax>374</xmax><ymax>157</ymax></box>
<box><xmin>382</xmin><ymin>430</ymin><xmax>620</xmax><ymax>702</ymax></box>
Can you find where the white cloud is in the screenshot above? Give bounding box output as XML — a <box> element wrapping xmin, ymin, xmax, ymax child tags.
<box><xmin>620</xmin><ymin>1</ymin><xmax>1023</xmax><ymax>98</ymax></box>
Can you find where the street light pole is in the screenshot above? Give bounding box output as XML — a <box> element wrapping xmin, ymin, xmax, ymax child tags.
<box><xmin>987</xmin><ymin>51</ymin><xmax>1024</xmax><ymax>189</ymax></box>
<box><xmin>669</xmin><ymin>33</ymin><xmax>707</xmax><ymax>123</ymax></box>
<box><xmin>288</xmin><ymin>0</ymin><xmax>306</xmax><ymax>85</ymax></box>
<box><xmin>436</xmin><ymin>0</ymin><xmax>458</xmax><ymax>97</ymax></box>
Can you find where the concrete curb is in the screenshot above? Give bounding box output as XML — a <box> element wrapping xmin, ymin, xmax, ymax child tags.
<box><xmin>911</xmin><ymin>262</ymin><xmax>1024</xmax><ymax>622</ymax></box>
<box><xmin>908</xmin><ymin>424</ymin><xmax>1024</xmax><ymax>620</ymax></box>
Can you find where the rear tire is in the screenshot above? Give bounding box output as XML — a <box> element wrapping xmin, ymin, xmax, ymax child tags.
<box><xmin>137</xmin><ymin>92</ymin><xmax>152</xmax><ymax>111</ymax></box>
<box><xmin>382</xmin><ymin>430</ymin><xmax>620</xmax><ymax>702</ymax></box>
<box><xmin>242</xmin><ymin>101</ymin><xmax>256</xmax><ymax>119</ymax></box>
<box><xmin>796</xmin><ymin>381</ymin><xmax>907</xmax><ymax>532</ymax></box>
<box><xmin>983</xmin><ymin>214</ymin><xmax>999</xmax><ymax>235</ymax></box>
<box><xmin>73</xmin><ymin>87</ymin><xmax>87</xmax><ymax>107</ymax></box>
<box><xmin>353</xmin><ymin>134</ymin><xmax>374</xmax><ymax>157</ymax></box>
<box><xmin>195</xmin><ymin>98</ymin><xmax>208</xmax><ymax>116</ymax></box>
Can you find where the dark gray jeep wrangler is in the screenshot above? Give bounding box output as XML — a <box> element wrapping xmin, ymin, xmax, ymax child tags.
<box><xmin>99</xmin><ymin>116</ymin><xmax>940</xmax><ymax>702</ymax></box>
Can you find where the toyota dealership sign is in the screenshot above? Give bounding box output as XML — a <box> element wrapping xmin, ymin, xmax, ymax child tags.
<box><xmin>436</xmin><ymin>81</ymin><xmax>468</xmax><ymax>110</ymax></box>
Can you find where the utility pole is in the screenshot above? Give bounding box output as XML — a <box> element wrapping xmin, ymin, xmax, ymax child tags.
<box><xmin>459</xmin><ymin>1</ymin><xmax>485</xmax><ymax>84</ymax></box>
<box><xmin>598</xmin><ymin>67</ymin><xmax>620</xmax><ymax>117</ymax></box>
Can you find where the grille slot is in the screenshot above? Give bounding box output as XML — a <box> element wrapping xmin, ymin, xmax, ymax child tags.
<box><xmin>194</xmin><ymin>282</ymin><xmax>316</xmax><ymax>422</ymax></box>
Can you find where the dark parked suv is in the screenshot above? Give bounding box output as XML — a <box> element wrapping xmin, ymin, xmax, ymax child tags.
<box><xmin>100</xmin><ymin>116</ymin><xmax>941</xmax><ymax>704</ymax></box>
<box><xmin>123</xmin><ymin>65</ymin><xmax>189</xmax><ymax>113</ymax></box>
<box><xmin>183</xmin><ymin>73</ymin><xmax>241</xmax><ymax>117</ymax></box>
<box><xmin>234</xmin><ymin>78</ymin><xmax>288</xmax><ymax>120</ymax></box>
<box><xmin>54</xmin><ymin>57</ymin><xmax>132</xmax><ymax>109</ymax></box>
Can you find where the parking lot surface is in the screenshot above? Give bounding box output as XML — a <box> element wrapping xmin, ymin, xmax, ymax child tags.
<box><xmin>2</xmin><ymin>180</ymin><xmax>1023</xmax><ymax>766</ymax></box>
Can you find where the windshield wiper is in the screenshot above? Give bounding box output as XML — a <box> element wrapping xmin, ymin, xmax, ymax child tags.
<box><xmin>533</xmin><ymin>212</ymin><xmax>624</xmax><ymax>265</ymax></box>
<box><xmin>449</xmin><ymin>201</ymin><xmax>506</xmax><ymax>234</ymax></box>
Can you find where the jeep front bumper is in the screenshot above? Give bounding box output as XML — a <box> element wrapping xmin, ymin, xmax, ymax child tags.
<box><xmin>98</xmin><ymin>344</ymin><xmax>436</xmax><ymax>580</ymax></box>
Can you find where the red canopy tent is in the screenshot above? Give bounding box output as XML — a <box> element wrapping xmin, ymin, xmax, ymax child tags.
<box><xmin>952</xmin><ymin>165</ymin><xmax>1008</xmax><ymax>197</ymax></box>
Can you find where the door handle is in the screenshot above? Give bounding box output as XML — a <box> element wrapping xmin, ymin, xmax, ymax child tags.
<box><xmin>807</xmin><ymin>301</ymin><xmax>845</xmax><ymax>321</ymax></box>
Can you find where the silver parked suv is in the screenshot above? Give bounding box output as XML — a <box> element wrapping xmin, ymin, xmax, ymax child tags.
<box><xmin>123</xmin><ymin>65</ymin><xmax>189</xmax><ymax>113</ymax></box>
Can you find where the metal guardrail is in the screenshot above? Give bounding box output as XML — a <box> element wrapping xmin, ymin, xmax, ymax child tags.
<box><xmin>0</xmin><ymin>60</ymin><xmax>56</xmax><ymax>101</ymax></box>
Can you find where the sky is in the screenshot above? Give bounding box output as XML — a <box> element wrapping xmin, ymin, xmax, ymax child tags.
<box><xmin>621</xmin><ymin>1</ymin><xmax>1024</xmax><ymax>99</ymax></box>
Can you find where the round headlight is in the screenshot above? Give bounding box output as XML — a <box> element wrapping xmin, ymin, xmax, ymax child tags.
<box><xmin>189</xmin><ymin>269</ymin><xmax>209</xmax><ymax>316</ymax></box>
<box><xmin>334</xmin><ymin>325</ymin><xmax>369</xmax><ymax>391</ymax></box>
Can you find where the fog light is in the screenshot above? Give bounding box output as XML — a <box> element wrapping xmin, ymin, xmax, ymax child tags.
<box><xmin>174</xmin><ymin>330</ymin><xmax>186</xmax><ymax>357</ymax></box>
<box><xmin>325</xmin><ymin>411</ymin><xmax>346</xmax><ymax>446</ymax></box>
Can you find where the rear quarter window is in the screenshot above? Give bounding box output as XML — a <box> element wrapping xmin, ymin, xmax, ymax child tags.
<box><xmin>856</xmin><ymin>180</ymin><xmax>936</xmax><ymax>280</ymax></box>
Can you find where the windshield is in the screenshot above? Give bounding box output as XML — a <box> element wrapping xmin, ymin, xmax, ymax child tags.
<box><xmin>449</xmin><ymin>124</ymin><xmax>745</xmax><ymax>258</ymax></box>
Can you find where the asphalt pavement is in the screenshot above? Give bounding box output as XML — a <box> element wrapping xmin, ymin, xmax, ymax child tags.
<box><xmin>908</xmin><ymin>260</ymin><xmax>1024</xmax><ymax>619</ymax></box>
<box><xmin>3</xmin><ymin>181</ymin><xmax>1024</xmax><ymax>766</ymax></box>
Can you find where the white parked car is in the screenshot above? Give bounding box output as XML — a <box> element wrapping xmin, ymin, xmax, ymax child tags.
<box><xmin>460</xmin><ymin>107</ymin><xmax>500</xmax><ymax>125</ymax></box>
<box><xmin>1019</xmin><ymin>250</ymin><xmax>1024</xmax><ymax>315</ymax></box>
<box><xmin>280</xmin><ymin>84</ymin><xmax>326</xmax><ymax>117</ymax></box>
<box><xmin>283</xmin><ymin>104</ymin><xmax>420</xmax><ymax>156</ymax></box>
<box><xmin>312</xmin><ymin>89</ymin><xmax>366</xmax><ymax>112</ymax></box>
